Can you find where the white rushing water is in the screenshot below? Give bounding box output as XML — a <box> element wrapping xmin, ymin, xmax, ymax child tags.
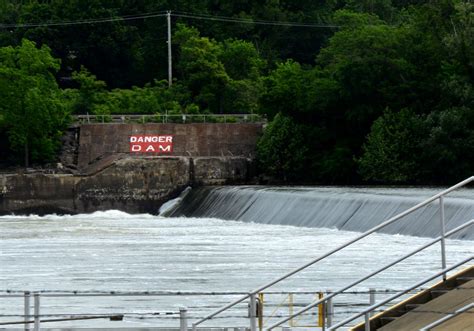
<box><xmin>0</xmin><ymin>209</ymin><xmax>472</xmax><ymax>329</ymax></box>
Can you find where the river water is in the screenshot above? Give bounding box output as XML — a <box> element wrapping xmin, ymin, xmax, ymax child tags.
<box><xmin>0</xmin><ymin>187</ymin><xmax>473</xmax><ymax>329</ymax></box>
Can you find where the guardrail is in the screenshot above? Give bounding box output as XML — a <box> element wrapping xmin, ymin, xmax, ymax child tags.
<box><xmin>73</xmin><ymin>114</ymin><xmax>266</xmax><ymax>124</ymax></box>
<box><xmin>419</xmin><ymin>302</ymin><xmax>474</xmax><ymax>331</ymax></box>
<box><xmin>192</xmin><ymin>176</ymin><xmax>474</xmax><ymax>331</ymax></box>
<box><xmin>0</xmin><ymin>289</ymin><xmax>421</xmax><ymax>330</ymax></box>
<box><xmin>328</xmin><ymin>257</ymin><xmax>473</xmax><ymax>330</ymax></box>
<box><xmin>268</xmin><ymin>222</ymin><xmax>474</xmax><ymax>330</ymax></box>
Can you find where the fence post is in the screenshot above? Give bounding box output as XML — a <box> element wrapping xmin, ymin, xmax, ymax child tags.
<box><xmin>326</xmin><ymin>290</ymin><xmax>333</xmax><ymax>327</ymax></box>
<box><xmin>318</xmin><ymin>292</ymin><xmax>325</xmax><ymax>330</ymax></box>
<box><xmin>439</xmin><ymin>196</ymin><xmax>447</xmax><ymax>280</ymax></box>
<box><xmin>369</xmin><ymin>288</ymin><xmax>375</xmax><ymax>317</ymax></box>
<box><xmin>365</xmin><ymin>312</ymin><xmax>370</xmax><ymax>331</ymax></box>
<box><xmin>24</xmin><ymin>291</ymin><xmax>31</xmax><ymax>331</ymax></box>
<box><xmin>249</xmin><ymin>293</ymin><xmax>257</xmax><ymax>331</ymax></box>
<box><xmin>33</xmin><ymin>293</ymin><xmax>40</xmax><ymax>331</ymax></box>
<box><xmin>258</xmin><ymin>293</ymin><xmax>264</xmax><ymax>331</ymax></box>
<box><xmin>179</xmin><ymin>307</ymin><xmax>188</xmax><ymax>331</ymax></box>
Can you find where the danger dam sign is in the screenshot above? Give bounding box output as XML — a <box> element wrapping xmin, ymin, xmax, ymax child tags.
<box><xmin>129</xmin><ymin>135</ymin><xmax>173</xmax><ymax>153</ymax></box>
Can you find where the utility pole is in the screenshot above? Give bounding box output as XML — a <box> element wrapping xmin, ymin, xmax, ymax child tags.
<box><xmin>167</xmin><ymin>10</ymin><xmax>172</xmax><ymax>87</ymax></box>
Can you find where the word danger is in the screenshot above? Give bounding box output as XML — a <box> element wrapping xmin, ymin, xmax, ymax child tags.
<box><xmin>129</xmin><ymin>135</ymin><xmax>173</xmax><ymax>153</ymax></box>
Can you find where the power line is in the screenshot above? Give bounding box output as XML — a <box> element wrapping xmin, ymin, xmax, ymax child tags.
<box><xmin>0</xmin><ymin>10</ymin><xmax>338</xmax><ymax>29</ymax></box>
<box><xmin>0</xmin><ymin>11</ymin><xmax>168</xmax><ymax>29</ymax></box>
<box><xmin>172</xmin><ymin>12</ymin><xmax>339</xmax><ymax>28</ymax></box>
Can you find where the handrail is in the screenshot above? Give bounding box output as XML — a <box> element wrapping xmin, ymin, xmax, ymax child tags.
<box><xmin>266</xmin><ymin>220</ymin><xmax>474</xmax><ymax>329</ymax></box>
<box><xmin>327</xmin><ymin>256</ymin><xmax>473</xmax><ymax>330</ymax></box>
<box><xmin>419</xmin><ymin>302</ymin><xmax>474</xmax><ymax>331</ymax></box>
<box><xmin>73</xmin><ymin>113</ymin><xmax>266</xmax><ymax>124</ymax></box>
<box><xmin>192</xmin><ymin>176</ymin><xmax>474</xmax><ymax>330</ymax></box>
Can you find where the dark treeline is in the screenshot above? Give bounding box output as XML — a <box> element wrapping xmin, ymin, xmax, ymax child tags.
<box><xmin>0</xmin><ymin>0</ymin><xmax>473</xmax><ymax>185</ymax></box>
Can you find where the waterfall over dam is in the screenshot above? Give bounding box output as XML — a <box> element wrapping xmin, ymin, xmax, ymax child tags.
<box><xmin>169</xmin><ymin>186</ymin><xmax>474</xmax><ymax>240</ymax></box>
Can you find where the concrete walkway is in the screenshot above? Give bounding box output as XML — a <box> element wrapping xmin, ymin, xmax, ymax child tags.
<box><xmin>379</xmin><ymin>279</ymin><xmax>473</xmax><ymax>331</ymax></box>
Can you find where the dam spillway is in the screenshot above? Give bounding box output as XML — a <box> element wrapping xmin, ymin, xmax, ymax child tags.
<box><xmin>169</xmin><ymin>186</ymin><xmax>474</xmax><ymax>240</ymax></box>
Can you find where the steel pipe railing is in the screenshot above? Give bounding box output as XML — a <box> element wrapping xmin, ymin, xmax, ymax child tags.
<box><xmin>73</xmin><ymin>113</ymin><xmax>266</xmax><ymax>124</ymax></box>
<box><xmin>192</xmin><ymin>176</ymin><xmax>474</xmax><ymax>331</ymax></box>
<box><xmin>266</xmin><ymin>220</ymin><xmax>474</xmax><ymax>329</ymax></box>
<box><xmin>327</xmin><ymin>256</ymin><xmax>473</xmax><ymax>330</ymax></box>
<box><xmin>419</xmin><ymin>302</ymin><xmax>474</xmax><ymax>331</ymax></box>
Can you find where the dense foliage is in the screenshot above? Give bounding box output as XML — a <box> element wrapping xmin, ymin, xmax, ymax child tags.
<box><xmin>0</xmin><ymin>39</ymin><xmax>70</xmax><ymax>166</ymax></box>
<box><xmin>0</xmin><ymin>0</ymin><xmax>472</xmax><ymax>184</ymax></box>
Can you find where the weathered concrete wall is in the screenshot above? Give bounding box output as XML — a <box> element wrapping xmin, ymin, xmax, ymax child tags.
<box><xmin>0</xmin><ymin>156</ymin><xmax>253</xmax><ymax>215</ymax></box>
<box><xmin>0</xmin><ymin>173</ymin><xmax>79</xmax><ymax>214</ymax></box>
<box><xmin>0</xmin><ymin>123</ymin><xmax>261</xmax><ymax>215</ymax></box>
<box><xmin>78</xmin><ymin>123</ymin><xmax>261</xmax><ymax>170</ymax></box>
<box><xmin>193</xmin><ymin>157</ymin><xmax>253</xmax><ymax>185</ymax></box>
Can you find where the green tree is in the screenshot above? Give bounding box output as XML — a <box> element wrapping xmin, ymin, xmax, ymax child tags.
<box><xmin>219</xmin><ymin>39</ymin><xmax>265</xmax><ymax>113</ymax></box>
<box><xmin>0</xmin><ymin>39</ymin><xmax>70</xmax><ymax>167</ymax></box>
<box><xmin>174</xmin><ymin>24</ymin><xmax>229</xmax><ymax>113</ymax></box>
<box><xmin>358</xmin><ymin>109</ymin><xmax>427</xmax><ymax>183</ymax></box>
<box><xmin>174</xmin><ymin>24</ymin><xmax>266</xmax><ymax>113</ymax></box>
<box><xmin>256</xmin><ymin>113</ymin><xmax>309</xmax><ymax>181</ymax></box>
<box><xmin>440</xmin><ymin>1</ymin><xmax>474</xmax><ymax>108</ymax></box>
<box><xmin>420</xmin><ymin>107</ymin><xmax>474</xmax><ymax>183</ymax></box>
<box><xmin>260</xmin><ymin>60</ymin><xmax>311</xmax><ymax>119</ymax></box>
<box><xmin>72</xmin><ymin>66</ymin><xmax>107</xmax><ymax>114</ymax></box>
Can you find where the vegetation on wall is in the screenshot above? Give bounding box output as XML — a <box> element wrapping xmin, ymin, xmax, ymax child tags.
<box><xmin>0</xmin><ymin>0</ymin><xmax>472</xmax><ymax>184</ymax></box>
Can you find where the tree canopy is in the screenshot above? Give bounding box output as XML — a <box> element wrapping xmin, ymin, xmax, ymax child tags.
<box><xmin>0</xmin><ymin>0</ymin><xmax>473</xmax><ymax>184</ymax></box>
<box><xmin>0</xmin><ymin>39</ymin><xmax>70</xmax><ymax>167</ymax></box>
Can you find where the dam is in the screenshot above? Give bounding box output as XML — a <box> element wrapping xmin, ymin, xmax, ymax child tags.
<box><xmin>167</xmin><ymin>186</ymin><xmax>474</xmax><ymax>240</ymax></box>
<box><xmin>0</xmin><ymin>121</ymin><xmax>472</xmax><ymax>330</ymax></box>
<box><xmin>0</xmin><ymin>184</ymin><xmax>472</xmax><ymax>329</ymax></box>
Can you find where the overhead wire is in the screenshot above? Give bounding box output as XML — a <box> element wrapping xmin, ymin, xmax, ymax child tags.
<box><xmin>0</xmin><ymin>11</ymin><xmax>168</xmax><ymax>29</ymax></box>
<box><xmin>0</xmin><ymin>10</ymin><xmax>338</xmax><ymax>29</ymax></box>
<box><xmin>172</xmin><ymin>11</ymin><xmax>339</xmax><ymax>28</ymax></box>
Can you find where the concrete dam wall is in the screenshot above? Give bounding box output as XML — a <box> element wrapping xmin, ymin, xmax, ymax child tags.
<box><xmin>77</xmin><ymin>123</ymin><xmax>261</xmax><ymax>169</ymax></box>
<box><xmin>0</xmin><ymin>123</ymin><xmax>263</xmax><ymax>215</ymax></box>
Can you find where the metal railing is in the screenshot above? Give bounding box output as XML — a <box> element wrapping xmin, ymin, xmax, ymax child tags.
<box><xmin>327</xmin><ymin>257</ymin><xmax>473</xmax><ymax>330</ymax></box>
<box><xmin>192</xmin><ymin>176</ymin><xmax>474</xmax><ymax>331</ymax></box>
<box><xmin>73</xmin><ymin>114</ymin><xmax>266</xmax><ymax>124</ymax></box>
<box><xmin>266</xmin><ymin>220</ymin><xmax>474</xmax><ymax>330</ymax></box>
<box><xmin>419</xmin><ymin>302</ymin><xmax>474</xmax><ymax>331</ymax></box>
<box><xmin>0</xmin><ymin>289</ymin><xmax>392</xmax><ymax>330</ymax></box>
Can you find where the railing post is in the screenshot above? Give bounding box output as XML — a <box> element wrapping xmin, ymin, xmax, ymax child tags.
<box><xmin>439</xmin><ymin>196</ymin><xmax>447</xmax><ymax>280</ymax></box>
<box><xmin>369</xmin><ymin>288</ymin><xmax>375</xmax><ymax>317</ymax></box>
<box><xmin>180</xmin><ymin>307</ymin><xmax>188</xmax><ymax>331</ymax></box>
<box><xmin>321</xmin><ymin>302</ymin><xmax>326</xmax><ymax>331</ymax></box>
<box><xmin>33</xmin><ymin>293</ymin><xmax>40</xmax><ymax>331</ymax></box>
<box><xmin>326</xmin><ymin>290</ymin><xmax>333</xmax><ymax>327</ymax></box>
<box><xmin>364</xmin><ymin>312</ymin><xmax>370</xmax><ymax>331</ymax></box>
<box><xmin>24</xmin><ymin>291</ymin><xmax>31</xmax><ymax>331</ymax></box>
<box><xmin>249</xmin><ymin>293</ymin><xmax>257</xmax><ymax>331</ymax></box>
<box><xmin>318</xmin><ymin>292</ymin><xmax>325</xmax><ymax>330</ymax></box>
